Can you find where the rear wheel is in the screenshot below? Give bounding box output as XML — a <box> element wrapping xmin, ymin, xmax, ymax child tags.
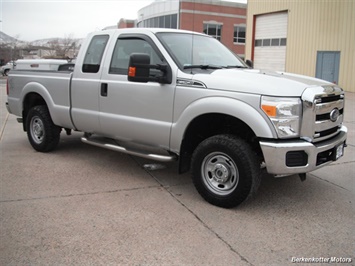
<box><xmin>26</xmin><ymin>105</ymin><xmax>61</xmax><ymax>152</ymax></box>
<box><xmin>191</xmin><ymin>134</ymin><xmax>261</xmax><ymax>208</ymax></box>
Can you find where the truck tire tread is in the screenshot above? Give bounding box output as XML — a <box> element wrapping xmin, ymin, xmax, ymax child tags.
<box><xmin>191</xmin><ymin>134</ymin><xmax>261</xmax><ymax>208</ymax></box>
<box><xmin>26</xmin><ymin>105</ymin><xmax>61</xmax><ymax>152</ymax></box>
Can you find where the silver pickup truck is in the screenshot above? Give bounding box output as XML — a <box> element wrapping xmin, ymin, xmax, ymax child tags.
<box><xmin>6</xmin><ymin>28</ymin><xmax>347</xmax><ymax>208</ymax></box>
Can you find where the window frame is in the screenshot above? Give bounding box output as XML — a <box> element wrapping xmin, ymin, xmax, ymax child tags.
<box><xmin>254</xmin><ymin>38</ymin><xmax>287</xmax><ymax>47</ymax></box>
<box><xmin>203</xmin><ymin>22</ymin><xmax>223</xmax><ymax>41</ymax></box>
<box><xmin>138</xmin><ymin>14</ymin><xmax>178</xmax><ymax>29</ymax></box>
<box><xmin>108</xmin><ymin>34</ymin><xmax>167</xmax><ymax>76</ymax></box>
<box><xmin>233</xmin><ymin>25</ymin><xmax>246</xmax><ymax>44</ymax></box>
<box><xmin>82</xmin><ymin>34</ymin><xmax>109</xmax><ymax>73</ymax></box>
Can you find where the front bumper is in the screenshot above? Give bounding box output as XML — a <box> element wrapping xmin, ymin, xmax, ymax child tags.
<box><xmin>260</xmin><ymin>126</ymin><xmax>347</xmax><ymax>176</ymax></box>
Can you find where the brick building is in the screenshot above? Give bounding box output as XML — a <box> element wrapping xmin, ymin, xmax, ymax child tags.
<box><xmin>117</xmin><ymin>18</ymin><xmax>135</xmax><ymax>29</ymax></box>
<box><xmin>135</xmin><ymin>0</ymin><xmax>246</xmax><ymax>58</ymax></box>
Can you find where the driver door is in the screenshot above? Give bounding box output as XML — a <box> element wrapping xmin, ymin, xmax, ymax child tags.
<box><xmin>99</xmin><ymin>34</ymin><xmax>175</xmax><ymax>149</ymax></box>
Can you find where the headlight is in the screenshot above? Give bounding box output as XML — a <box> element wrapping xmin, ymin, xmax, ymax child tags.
<box><xmin>261</xmin><ymin>96</ymin><xmax>302</xmax><ymax>138</ymax></box>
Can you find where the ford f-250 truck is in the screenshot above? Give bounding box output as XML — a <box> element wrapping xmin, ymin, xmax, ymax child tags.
<box><xmin>6</xmin><ymin>28</ymin><xmax>347</xmax><ymax>208</ymax></box>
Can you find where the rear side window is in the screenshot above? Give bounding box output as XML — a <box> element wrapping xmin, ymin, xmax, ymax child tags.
<box><xmin>109</xmin><ymin>38</ymin><xmax>163</xmax><ymax>75</ymax></box>
<box><xmin>82</xmin><ymin>35</ymin><xmax>109</xmax><ymax>73</ymax></box>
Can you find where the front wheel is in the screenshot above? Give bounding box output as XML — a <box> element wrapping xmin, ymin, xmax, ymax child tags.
<box><xmin>191</xmin><ymin>135</ymin><xmax>261</xmax><ymax>208</ymax></box>
<box><xmin>26</xmin><ymin>105</ymin><xmax>61</xmax><ymax>152</ymax></box>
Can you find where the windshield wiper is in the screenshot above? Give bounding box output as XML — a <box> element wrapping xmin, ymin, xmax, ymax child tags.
<box><xmin>183</xmin><ymin>64</ymin><xmax>223</xmax><ymax>70</ymax></box>
<box><xmin>225</xmin><ymin>65</ymin><xmax>248</xmax><ymax>69</ymax></box>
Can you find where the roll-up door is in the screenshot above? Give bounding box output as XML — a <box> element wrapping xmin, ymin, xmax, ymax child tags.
<box><xmin>254</xmin><ymin>12</ymin><xmax>288</xmax><ymax>71</ymax></box>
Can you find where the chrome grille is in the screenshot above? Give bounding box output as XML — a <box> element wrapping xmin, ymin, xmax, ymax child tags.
<box><xmin>301</xmin><ymin>86</ymin><xmax>345</xmax><ymax>143</ymax></box>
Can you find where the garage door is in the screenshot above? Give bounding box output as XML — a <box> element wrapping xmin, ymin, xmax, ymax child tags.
<box><xmin>254</xmin><ymin>12</ymin><xmax>288</xmax><ymax>71</ymax></box>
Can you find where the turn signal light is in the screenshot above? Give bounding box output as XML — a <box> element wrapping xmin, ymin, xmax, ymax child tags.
<box><xmin>128</xmin><ymin>67</ymin><xmax>136</xmax><ymax>77</ymax></box>
<box><xmin>262</xmin><ymin>105</ymin><xmax>277</xmax><ymax>117</ymax></box>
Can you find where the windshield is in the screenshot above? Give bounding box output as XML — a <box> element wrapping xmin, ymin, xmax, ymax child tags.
<box><xmin>156</xmin><ymin>32</ymin><xmax>246</xmax><ymax>71</ymax></box>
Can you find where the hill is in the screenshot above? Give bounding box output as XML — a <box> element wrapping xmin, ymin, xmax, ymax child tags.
<box><xmin>0</xmin><ymin>31</ymin><xmax>19</xmax><ymax>44</ymax></box>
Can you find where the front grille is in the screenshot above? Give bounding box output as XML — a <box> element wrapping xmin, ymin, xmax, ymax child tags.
<box><xmin>317</xmin><ymin>95</ymin><xmax>341</xmax><ymax>103</ymax></box>
<box><xmin>301</xmin><ymin>86</ymin><xmax>345</xmax><ymax>143</ymax></box>
<box><xmin>315</xmin><ymin>126</ymin><xmax>339</xmax><ymax>138</ymax></box>
<box><xmin>316</xmin><ymin>108</ymin><xmax>343</xmax><ymax>121</ymax></box>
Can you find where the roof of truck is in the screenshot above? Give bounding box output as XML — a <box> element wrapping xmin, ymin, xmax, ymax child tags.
<box><xmin>89</xmin><ymin>27</ymin><xmax>207</xmax><ymax>37</ymax></box>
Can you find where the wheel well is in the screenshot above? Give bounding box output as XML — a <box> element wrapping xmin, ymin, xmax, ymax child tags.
<box><xmin>179</xmin><ymin>113</ymin><xmax>263</xmax><ymax>173</ymax></box>
<box><xmin>22</xmin><ymin>93</ymin><xmax>47</xmax><ymax>131</ymax></box>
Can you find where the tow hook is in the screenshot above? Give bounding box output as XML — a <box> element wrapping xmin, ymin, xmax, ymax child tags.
<box><xmin>299</xmin><ymin>173</ymin><xmax>307</xmax><ymax>182</ymax></box>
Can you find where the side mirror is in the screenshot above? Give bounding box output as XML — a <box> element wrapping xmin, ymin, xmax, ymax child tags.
<box><xmin>245</xmin><ymin>59</ymin><xmax>253</xmax><ymax>68</ymax></box>
<box><xmin>128</xmin><ymin>53</ymin><xmax>150</xmax><ymax>82</ymax></box>
<box><xmin>128</xmin><ymin>53</ymin><xmax>172</xmax><ymax>84</ymax></box>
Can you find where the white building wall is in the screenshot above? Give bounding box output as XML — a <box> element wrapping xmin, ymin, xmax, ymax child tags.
<box><xmin>138</xmin><ymin>1</ymin><xmax>180</xmax><ymax>22</ymax></box>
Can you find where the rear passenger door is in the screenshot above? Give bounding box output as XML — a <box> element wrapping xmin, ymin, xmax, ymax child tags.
<box><xmin>71</xmin><ymin>34</ymin><xmax>109</xmax><ymax>133</ymax></box>
<box><xmin>99</xmin><ymin>34</ymin><xmax>175</xmax><ymax>149</ymax></box>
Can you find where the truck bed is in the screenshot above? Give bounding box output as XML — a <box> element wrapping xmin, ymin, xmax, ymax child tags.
<box><xmin>7</xmin><ymin>70</ymin><xmax>74</xmax><ymax>129</ymax></box>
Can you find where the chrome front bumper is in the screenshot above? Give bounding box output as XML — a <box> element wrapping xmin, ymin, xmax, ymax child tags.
<box><xmin>260</xmin><ymin>126</ymin><xmax>347</xmax><ymax>176</ymax></box>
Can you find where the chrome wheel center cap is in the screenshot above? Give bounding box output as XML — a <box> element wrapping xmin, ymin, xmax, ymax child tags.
<box><xmin>213</xmin><ymin>163</ymin><xmax>229</xmax><ymax>183</ymax></box>
<box><xmin>34</xmin><ymin>123</ymin><xmax>43</xmax><ymax>138</ymax></box>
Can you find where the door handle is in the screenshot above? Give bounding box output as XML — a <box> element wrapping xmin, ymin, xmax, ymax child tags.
<box><xmin>101</xmin><ymin>83</ymin><xmax>108</xmax><ymax>97</ymax></box>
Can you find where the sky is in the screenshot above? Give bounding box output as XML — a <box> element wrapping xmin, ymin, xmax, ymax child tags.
<box><xmin>1</xmin><ymin>0</ymin><xmax>154</xmax><ymax>41</ymax></box>
<box><xmin>0</xmin><ymin>0</ymin><xmax>247</xmax><ymax>42</ymax></box>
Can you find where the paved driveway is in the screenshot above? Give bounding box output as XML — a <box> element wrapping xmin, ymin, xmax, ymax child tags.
<box><xmin>1</xmin><ymin>80</ymin><xmax>354</xmax><ymax>265</ymax></box>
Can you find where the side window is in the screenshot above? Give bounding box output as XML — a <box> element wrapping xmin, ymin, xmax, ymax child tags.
<box><xmin>82</xmin><ymin>35</ymin><xmax>109</xmax><ymax>73</ymax></box>
<box><xmin>109</xmin><ymin>38</ymin><xmax>163</xmax><ymax>75</ymax></box>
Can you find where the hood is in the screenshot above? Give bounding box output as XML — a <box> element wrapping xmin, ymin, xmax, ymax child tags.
<box><xmin>192</xmin><ymin>69</ymin><xmax>333</xmax><ymax>97</ymax></box>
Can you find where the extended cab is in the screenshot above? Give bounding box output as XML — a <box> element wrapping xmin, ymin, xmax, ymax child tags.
<box><xmin>6</xmin><ymin>28</ymin><xmax>347</xmax><ymax>208</ymax></box>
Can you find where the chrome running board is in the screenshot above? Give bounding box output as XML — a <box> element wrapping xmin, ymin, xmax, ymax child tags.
<box><xmin>81</xmin><ymin>136</ymin><xmax>177</xmax><ymax>162</ymax></box>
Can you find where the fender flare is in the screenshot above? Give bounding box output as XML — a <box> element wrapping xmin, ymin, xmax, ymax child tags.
<box><xmin>170</xmin><ymin>96</ymin><xmax>276</xmax><ymax>153</ymax></box>
<box><xmin>20</xmin><ymin>82</ymin><xmax>71</xmax><ymax>128</ymax></box>
<box><xmin>21</xmin><ymin>81</ymin><xmax>54</xmax><ymax>109</ymax></box>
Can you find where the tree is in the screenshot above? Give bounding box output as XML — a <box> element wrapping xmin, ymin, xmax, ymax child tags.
<box><xmin>0</xmin><ymin>34</ymin><xmax>22</xmax><ymax>64</ymax></box>
<box><xmin>46</xmin><ymin>34</ymin><xmax>80</xmax><ymax>59</ymax></box>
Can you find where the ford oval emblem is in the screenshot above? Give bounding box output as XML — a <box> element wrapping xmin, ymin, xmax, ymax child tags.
<box><xmin>330</xmin><ymin>108</ymin><xmax>340</xmax><ymax>122</ymax></box>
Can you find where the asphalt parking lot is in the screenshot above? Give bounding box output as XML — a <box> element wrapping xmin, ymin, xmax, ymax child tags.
<box><xmin>1</xmin><ymin>78</ymin><xmax>354</xmax><ymax>265</ymax></box>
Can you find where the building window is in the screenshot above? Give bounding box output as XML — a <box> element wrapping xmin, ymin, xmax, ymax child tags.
<box><xmin>203</xmin><ymin>23</ymin><xmax>222</xmax><ymax>41</ymax></box>
<box><xmin>255</xmin><ymin>39</ymin><xmax>262</xmax><ymax>47</ymax></box>
<box><xmin>159</xmin><ymin>16</ymin><xmax>164</xmax><ymax>27</ymax></box>
<box><xmin>263</xmin><ymin>39</ymin><xmax>271</xmax><ymax>46</ymax></box>
<box><xmin>171</xmin><ymin>14</ymin><xmax>177</xmax><ymax>29</ymax></box>
<box><xmin>165</xmin><ymin>15</ymin><xmax>171</xmax><ymax>28</ymax></box>
<box><xmin>233</xmin><ymin>25</ymin><xmax>245</xmax><ymax>44</ymax></box>
<box><xmin>138</xmin><ymin>14</ymin><xmax>178</xmax><ymax>29</ymax></box>
<box><xmin>271</xmin><ymin>38</ymin><xmax>280</xmax><ymax>46</ymax></box>
<box><xmin>255</xmin><ymin>38</ymin><xmax>287</xmax><ymax>47</ymax></box>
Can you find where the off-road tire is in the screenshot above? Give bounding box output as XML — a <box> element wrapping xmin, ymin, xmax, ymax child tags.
<box><xmin>26</xmin><ymin>105</ymin><xmax>61</xmax><ymax>152</ymax></box>
<box><xmin>191</xmin><ymin>134</ymin><xmax>261</xmax><ymax>208</ymax></box>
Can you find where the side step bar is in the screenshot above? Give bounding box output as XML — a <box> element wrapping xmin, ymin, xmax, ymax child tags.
<box><xmin>81</xmin><ymin>136</ymin><xmax>177</xmax><ymax>162</ymax></box>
